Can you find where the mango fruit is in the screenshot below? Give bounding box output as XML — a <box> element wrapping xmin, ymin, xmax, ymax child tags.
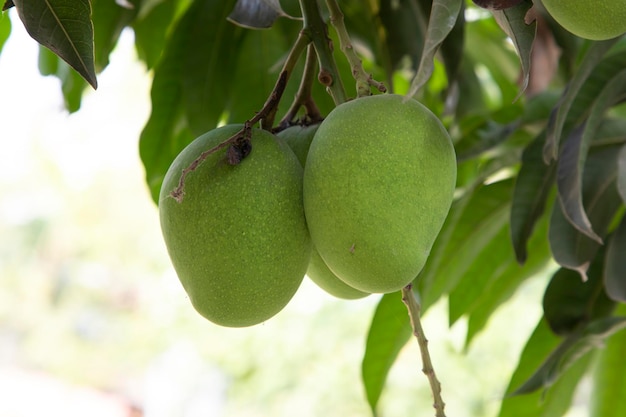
<box><xmin>159</xmin><ymin>125</ymin><xmax>311</xmax><ymax>327</ymax></box>
<box><xmin>303</xmin><ymin>94</ymin><xmax>456</xmax><ymax>293</ymax></box>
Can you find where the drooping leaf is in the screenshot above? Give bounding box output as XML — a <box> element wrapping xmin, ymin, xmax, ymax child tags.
<box><xmin>511</xmin><ymin>316</ymin><xmax>626</xmax><ymax>396</ymax></box>
<box><xmin>439</xmin><ymin>0</ymin><xmax>465</xmax><ymax>98</ymax></box>
<box><xmin>407</xmin><ymin>0</ymin><xmax>463</xmax><ymax>98</ymax></box>
<box><xmin>542</xmin><ymin>251</ymin><xmax>614</xmax><ymax>336</ymax></box>
<box><xmin>12</xmin><ymin>0</ymin><xmax>97</xmax><ymax>88</ymax></box>
<box><xmin>361</xmin><ymin>292</ymin><xmax>411</xmax><ymax>414</ymax></box>
<box><xmin>543</xmin><ymin>39</ymin><xmax>621</xmax><ymax>163</ymax></box>
<box><xmin>604</xmin><ymin>217</ymin><xmax>626</xmax><ymax>302</ymax></box>
<box><xmin>549</xmin><ymin>145</ymin><xmax>623</xmax><ymax>280</ymax></box>
<box><xmin>498</xmin><ymin>318</ymin><xmax>591</xmax><ymax>417</ymax></box>
<box><xmin>182</xmin><ymin>0</ymin><xmax>244</xmax><ymax>135</ymax></box>
<box><xmin>591</xmin><ymin>305</ymin><xmax>626</xmax><ymax>417</ymax></box>
<box><xmin>556</xmin><ymin>69</ymin><xmax>626</xmax><ymax>243</ymax></box>
<box><xmin>2</xmin><ymin>0</ymin><xmax>14</xmax><ymax>11</ymax></box>
<box><xmin>510</xmin><ymin>131</ymin><xmax>556</xmax><ymax>263</ymax></box>
<box><xmin>228</xmin><ymin>0</ymin><xmax>290</xmax><ymax>29</ymax></box>
<box><xmin>418</xmin><ymin>179</ymin><xmax>513</xmax><ymax>310</ymax></box>
<box><xmin>492</xmin><ymin>0</ymin><xmax>536</xmax><ymax>99</ymax></box>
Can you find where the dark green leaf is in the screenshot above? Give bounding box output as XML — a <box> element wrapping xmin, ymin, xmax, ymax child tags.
<box><xmin>511</xmin><ymin>316</ymin><xmax>626</xmax><ymax>395</ymax></box>
<box><xmin>618</xmin><ymin>144</ymin><xmax>626</xmax><ymax>203</ymax></box>
<box><xmin>492</xmin><ymin>0</ymin><xmax>536</xmax><ymax>99</ymax></box>
<box><xmin>228</xmin><ymin>0</ymin><xmax>289</xmax><ymax>29</ymax></box>
<box><xmin>2</xmin><ymin>0</ymin><xmax>13</xmax><ymax>12</ymax></box>
<box><xmin>407</xmin><ymin>0</ymin><xmax>463</xmax><ymax>97</ymax></box>
<box><xmin>439</xmin><ymin>1</ymin><xmax>465</xmax><ymax>98</ymax></box>
<box><xmin>591</xmin><ymin>305</ymin><xmax>626</xmax><ymax>417</ymax></box>
<box><xmin>498</xmin><ymin>318</ymin><xmax>591</xmax><ymax>417</ymax></box>
<box><xmin>556</xmin><ymin>69</ymin><xmax>626</xmax><ymax>243</ymax></box>
<box><xmin>361</xmin><ymin>292</ymin><xmax>411</xmax><ymax>414</ymax></box>
<box><xmin>182</xmin><ymin>0</ymin><xmax>243</xmax><ymax>135</ymax></box>
<box><xmin>549</xmin><ymin>145</ymin><xmax>623</xmax><ymax>280</ymax></box>
<box><xmin>605</xmin><ymin>217</ymin><xmax>626</xmax><ymax>302</ymax></box>
<box><xmin>511</xmin><ymin>131</ymin><xmax>555</xmax><ymax>263</ymax></box>
<box><xmin>455</xmin><ymin>119</ymin><xmax>519</xmax><ymax>162</ymax></box>
<box><xmin>543</xmin><ymin>253</ymin><xmax>614</xmax><ymax>336</ymax></box>
<box><xmin>13</xmin><ymin>0</ymin><xmax>97</xmax><ymax>88</ymax></box>
<box><xmin>418</xmin><ymin>179</ymin><xmax>513</xmax><ymax>310</ymax></box>
<box><xmin>543</xmin><ymin>39</ymin><xmax>622</xmax><ymax>163</ymax></box>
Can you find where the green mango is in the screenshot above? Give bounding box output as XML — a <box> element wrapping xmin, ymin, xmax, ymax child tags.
<box><xmin>159</xmin><ymin>125</ymin><xmax>311</xmax><ymax>327</ymax></box>
<box><xmin>276</xmin><ymin>123</ymin><xmax>320</xmax><ymax>167</ymax></box>
<box><xmin>307</xmin><ymin>248</ymin><xmax>369</xmax><ymax>299</ymax></box>
<box><xmin>303</xmin><ymin>94</ymin><xmax>457</xmax><ymax>293</ymax></box>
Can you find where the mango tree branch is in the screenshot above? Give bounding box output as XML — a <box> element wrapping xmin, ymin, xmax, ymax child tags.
<box><xmin>299</xmin><ymin>0</ymin><xmax>348</xmax><ymax>105</ymax></box>
<box><xmin>325</xmin><ymin>0</ymin><xmax>386</xmax><ymax>97</ymax></box>
<box><xmin>401</xmin><ymin>284</ymin><xmax>446</xmax><ymax>417</ymax></box>
<box><xmin>278</xmin><ymin>44</ymin><xmax>323</xmax><ymax>128</ymax></box>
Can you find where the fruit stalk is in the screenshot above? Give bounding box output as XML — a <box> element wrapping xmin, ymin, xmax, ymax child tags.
<box><xmin>401</xmin><ymin>284</ymin><xmax>446</xmax><ymax>417</ymax></box>
<box><xmin>324</xmin><ymin>0</ymin><xmax>386</xmax><ymax>97</ymax></box>
<box><xmin>299</xmin><ymin>0</ymin><xmax>348</xmax><ymax>104</ymax></box>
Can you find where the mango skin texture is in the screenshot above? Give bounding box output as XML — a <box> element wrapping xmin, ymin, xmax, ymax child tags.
<box><xmin>277</xmin><ymin>124</ymin><xmax>320</xmax><ymax>167</ymax></box>
<box><xmin>542</xmin><ymin>0</ymin><xmax>626</xmax><ymax>41</ymax></box>
<box><xmin>303</xmin><ymin>94</ymin><xmax>456</xmax><ymax>293</ymax></box>
<box><xmin>159</xmin><ymin>125</ymin><xmax>311</xmax><ymax>327</ymax></box>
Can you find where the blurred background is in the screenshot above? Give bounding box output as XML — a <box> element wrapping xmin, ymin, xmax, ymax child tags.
<box><xmin>0</xmin><ymin>10</ymin><xmax>584</xmax><ymax>417</ymax></box>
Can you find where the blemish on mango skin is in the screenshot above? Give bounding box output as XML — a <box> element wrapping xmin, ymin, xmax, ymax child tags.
<box><xmin>349</xmin><ymin>243</ymin><xmax>355</xmax><ymax>253</ymax></box>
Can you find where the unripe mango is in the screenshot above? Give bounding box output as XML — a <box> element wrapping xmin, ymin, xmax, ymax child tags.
<box><xmin>303</xmin><ymin>94</ymin><xmax>456</xmax><ymax>293</ymax></box>
<box><xmin>307</xmin><ymin>248</ymin><xmax>369</xmax><ymax>299</ymax></box>
<box><xmin>277</xmin><ymin>123</ymin><xmax>320</xmax><ymax>167</ymax></box>
<box><xmin>159</xmin><ymin>125</ymin><xmax>311</xmax><ymax>327</ymax></box>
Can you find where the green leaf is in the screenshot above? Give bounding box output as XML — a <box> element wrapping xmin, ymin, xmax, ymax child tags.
<box><xmin>132</xmin><ymin>0</ymin><xmax>180</xmax><ymax>69</ymax></box>
<box><xmin>542</xmin><ymin>253</ymin><xmax>614</xmax><ymax>336</ymax></box>
<box><xmin>91</xmin><ymin>0</ymin><xmax>138</xmax><ymax>72</ymax></box>
<box><xmin>492</xmin><ymin>0</ymin><xmax>536</xmax><ymax>99</ymax></box>
<box><xmin>407</xmin><ymin>0</ymin><xmax>463</xmax><ymax>98</ymax></box>
<box><xmin>498</xmin><ymin>318</ymin><xmax>591</xmax><ymax>417</ymax></box>
<box><xmin>511</xmin><ymin>316</ymin><xmax>626</xmax><ymax>396</ymax></box>
<box><xmin>604</xmin><ymin>216</ymin><xmax>626</xmax><ymax>302</ymax></box>
<box><xmin>0</xmin><ymin>11</ymin><xmax>10</xmax><ymax>55</ymax></box>
<box><xmin>450</xmin><ymin>202</ymin><xmax>551</xmax><ymax>334</ymax></box>
<box><xmin>12</xmin><ymin>0</ymin><xmax>97</xmax><ymax>88</ymax></box>
<box><xmin>418</xmin><ymin>179</ymin><xmax>513</xmax><ymax>311</ymax></box>
<box><xmin>139</xmin><ymin>0</ymin><xmax>200</xmax><ymax>202</ymax></box>
<box><xmin>510</xmin><ymin>131</ymin><xmax>556</xmax><ymax>263</ymax></box>
<box><xmin>361</xmin><ymin>292</ymin><xmax>411</xmax><ymax>415</ymax></box>
<box><xmin>591</xmin><ymin>305</ymin><xmax>626</xmax><ymax>417</ymax></box>
<box><xmin>549</xmin><ymin>145</ymin><xmax>623</xmax><ymax>280</ymax></box>
<box><xmin>556</xmin><ymin>69</ymin><xmax>626</xmax><ymax>243</ymax></box>
<box><xmin>228</xmin><ymin>0</ymin><xmax>290</xmax><ymax>29</ymax></box>
<box><xmin>618</xmin><ymin>144</ymin><xmax>626</xmax><ymax>203</ymax></box>
<box><xmin>543</xmin><ymin>39</ymin><xmax>622</xmax><ymax>163</ymax></box>
<box><xmin>182</xmin><ymin>0</ymin><xmax>243</xmax><ymax>135</ymax></box>
<box><xmin>37</xmin><ymin>45</ymin><xmax>88</xmax><ymax>112</ymax></box>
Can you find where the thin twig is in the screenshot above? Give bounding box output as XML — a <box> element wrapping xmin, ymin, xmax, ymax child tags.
<box><xmin>325</xmin><ymin>0</ymin><xmax>386</xmax><ymax>97</ymax></box>
<box><xmin>401</xmin><ymin>284</ymin><xmax>446</xmax><ymax>417</ymax></box>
